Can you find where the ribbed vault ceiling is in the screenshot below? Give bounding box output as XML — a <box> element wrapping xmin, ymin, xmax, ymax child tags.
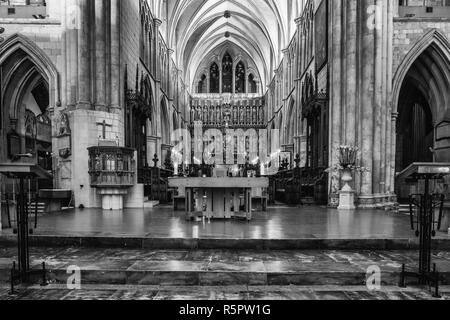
<box><xmin>148</xmin><ymin>0</ymin><xmax>304</xmax><ymax>91</ymax></box>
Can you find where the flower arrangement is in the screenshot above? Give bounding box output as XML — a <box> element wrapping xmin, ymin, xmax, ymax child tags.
<box><xmin>327</xmin><ymin>146</ymin><xmax>369</xmax><ymax>173</ymax></box>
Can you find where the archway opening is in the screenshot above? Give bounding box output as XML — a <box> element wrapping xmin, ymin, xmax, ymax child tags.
<box><xmin>1</xmin><ymin>46</ymin><xmax>54</xmax><ymax>193</ymax></box>
<box><xmin>1</xmin><ymin>48</ymin><xmax>53</xmax><ymax>170</ymax></box>
<box><xmin>395</xmin><ymin>42</ymin><xmax>450</xmax><ymax>199</ymax></box>
<box><xmin>396</xmin><ymin>80</ymin><xmax>434</xmax><ymax>172</ymax></box>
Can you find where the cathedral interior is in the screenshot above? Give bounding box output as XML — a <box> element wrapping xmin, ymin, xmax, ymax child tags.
<box><xmin>1</xmin><ymin>0</ymin><xmax>450</xmax><ymax>301</ymax></box>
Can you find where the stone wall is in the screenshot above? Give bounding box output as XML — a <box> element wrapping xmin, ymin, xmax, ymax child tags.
<box><xmin>393</xmin><ymin>19</ymin><xmax>450</xmax><ymax>77</ymax></box>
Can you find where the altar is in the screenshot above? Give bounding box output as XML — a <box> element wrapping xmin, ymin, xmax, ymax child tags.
<box><xmin>168</xmin><ymin>177</ymin><xmax>269</xmax><ymax>221</ymax></box>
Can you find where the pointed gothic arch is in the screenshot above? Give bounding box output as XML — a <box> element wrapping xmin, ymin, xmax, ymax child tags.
<box><xmin>0</xmin><ymin>34</ymin><xmax>60</xmax><ymax>111</ymax></box>
<box><xmin>0</xmin><ymin>34</ymin><xmax>57</xmax><ymax>170</ymax></box>
<box><xmin>394</xmin><ymin>29</ymin><xmax>450</xmax><ymax>200</ymax></box>
<box><xmin>392</xmin><ymin>29</ymin><xmax>450</xmax><ymax>113</ymax></box>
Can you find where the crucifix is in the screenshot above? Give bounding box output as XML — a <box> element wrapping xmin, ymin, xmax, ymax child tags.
<box><xmin>97</xmin><ymin>120</ymin><xmax>112</xmax><ymax>140</ymax></box>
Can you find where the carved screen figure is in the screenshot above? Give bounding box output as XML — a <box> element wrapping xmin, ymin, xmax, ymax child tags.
<box><xmin>222</xmin><ymin>53</ymin><xmax>233</xmax><ymax>93</ymax></box>
<box><xmin>210</xmin><ymin>63</ymin><xmax>220</xmax><ymax>93</ymax></box>
<box><xmin>235</xmin><ymin>61</ymin><xmax>245</xmax><ymax>93</ymax></box>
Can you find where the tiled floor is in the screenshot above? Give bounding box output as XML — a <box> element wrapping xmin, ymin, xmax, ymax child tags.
<box><xmin>3</xmin><ymin>206</ymin><xmax>448</xmax><ymax>239</ymax></box>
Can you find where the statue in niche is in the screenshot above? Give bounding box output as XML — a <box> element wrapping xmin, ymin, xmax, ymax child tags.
<box><xmin>246</xmin><ymin>106</ymin><xmax>251</xmax><ymax>124</ymax></box>
<box><xmin>196</xmin><ymin>106</ymin><xmax>201</xmax><ymax>121</ymax></box>
<box><xmin>58</xmin><ymin>112</ymin><xmax>71</xmax><ymax>137</ymax></box>
<box><xmin>252</xmin><ymin>107</ymin><xmax>257</xmax><ymax>124</ymax></box>
<box><xmin>259</xmin><ymin>106</ymin><xmax>264</xmax><ymax>124</ymax></box>
<box><xmin>216</xmin><ymin>106</ymin><xmax>221</xmax><ymax>124</ymax></box>
<box><xmin>190</xmin><ymin>107</ymin><xmax>195</xmax><ymax>122</ymax></box>
<box><xmin>203</xmin><ymin>106</ymin><xmax>208</xmax><ymax>123</ymax></box>
<box><xmin>233</xmin><ymin>106</ymin><xmax>238</xmax><ymax>124</ymax></box>
<box><xmin>210</xmin><ymin>106</ymin><xmax>215</xmax><ymax>124</ymax></box>
<box><xmin>240</xmin><ymin>107</ymin><xmax>245</xmax><ymax>124</ymax></box>
<box><xmin>56</xmin><ymin>112</ymin><xmax>72</xmax><ymax>159</ymax></box>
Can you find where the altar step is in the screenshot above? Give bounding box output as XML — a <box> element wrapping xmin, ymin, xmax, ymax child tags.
<box><xmin>2</xmin><ymin>234</ymin><xmax>450</xmax><ymax>251</ymax></box>
<box><xmin>1</xmin><ymin>248</ymin><xmax>450</xmax><ymax>287</ymax></box>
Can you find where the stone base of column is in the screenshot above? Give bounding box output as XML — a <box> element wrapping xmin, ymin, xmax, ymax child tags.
<box><xmin>357</xmin><ymin>193</ymin><xmax>398</xmax><ymax>209</ymax></box>
<box><xmin>98</xmin><ymin>189</ymin><xmax>129</xmax><ymax>210</ymax></box>
<box><xmin>338</xmin><ymin>190</ymin><xmax>356</xmax><ymax>210</ymax></box>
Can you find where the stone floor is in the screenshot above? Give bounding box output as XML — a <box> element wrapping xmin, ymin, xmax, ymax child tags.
<box><xmin>3</xmin><ymin>205</ymin><xmax>449</xmax><ymax>240</ymax></box>
<box><xmin>1</xmin><ymin>247</ymin><xmax>450</xmax><ymax>287</ymax></box>
<box><xmin>1</xmin><ymin>285</ymin><xmax>448</xmax><ymax>300</ymax></box>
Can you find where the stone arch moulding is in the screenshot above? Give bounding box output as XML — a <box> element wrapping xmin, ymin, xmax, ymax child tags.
<box><xmin>0</xmin><ymin>34</ymin><xmax>61</xmax><ymax>112</ymax></box>
<box><xmin>392</xmin><ymin>29</ymin><xmax>450</xmax><ymax>114</ymax></box>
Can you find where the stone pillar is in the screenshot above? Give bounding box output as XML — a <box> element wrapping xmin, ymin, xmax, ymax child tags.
<box><xmin>110</xmin><ymin>0</ymin><xmax>121</xmax><ymax>111</ymax></box>
<box><xmin>390</xmin><ymin>112</ymin><xmax>399</xmax><ymax>194</ymax></box>
<box><xmin>95</xmin><ymin>0</ymin><xmax>107</xmax><ymax>110</ymax></box>
<box><xmin>168</xmin><ymin>49</ymin><xmax>174</xmax><ymax>98</ymax></box>
<box><xmin>373</xmin><ymin>0</ymin><xmax>384</xmax><ymax>195</ymax></box>
<box><xmin>393</xmin><ymin>0</ymin><xmax>399</xmax><ymax>17</ymax></box>
<box><xmin>77</xmin><ymin>0</ymin><xmax>91</xmax><ymax>109</ymax></box>
<box><xmin>65</xmin><ymin>0</ymin><xmax>78</xmax><ymax>108</ymax></box>
<box><xmin>345</xmin><ymin>0</ymin><xmax>357</xmax><ymax>146</ymax></box>
<box><xmin>329</xmin><ymin>0</ymin><xmax>343</xmax><ymax>201</ymax></box>
<box><xmin>154</xmin><ymin>18</ymin><xmax>162</xmax><ymax>80</ymax></box>
<box><xmin>245</xmin><ymin>69</ymin><xmax>248</xmax><ymax>94</ymax></box>
<box><xmin>219</xmin><ymin>68</ymin><xmax>223</xmax><ymax>94</ymax></box>
<box><xmin>385</xmin><ymin>0</ymin><xmax>395</xmax><ymax>195</ymax></box>
<box><xmin>360</xmin><ymin>0</ymin><xmax>376</xmax><ymax>196</ymax></box>
<box><xmin>232</xmin><ymin>62</ymin><xmax>236</xmax><ymax>94</ymax></box>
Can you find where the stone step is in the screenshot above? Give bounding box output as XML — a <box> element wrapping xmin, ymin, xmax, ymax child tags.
<box><xmin>143</xmin><ymin>200</ymin><xmax>159</xmax><ymax>209</ymax></box>
<box><xmin>2</xmin><ymin>234</ymin><xmax>450</xmax><ymax>250</ymax></box>
<box><xmin>1</xmin><ymin>248</ymin><xmax>450</xmax><ymax>287</ymax></box>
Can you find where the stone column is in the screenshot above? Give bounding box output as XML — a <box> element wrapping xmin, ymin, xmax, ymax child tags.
<box><xmin>168</xmin><ymin>49</ymin><xmax>174</xmax><ymax>98</ymax></box>
<box><xmin>245</xmin><ymin>69</ymin><xmax>248</xmax><ymax>94</ymax></box>
<box><xmin>345</xmin><ymin>0</ymin><xmax>357</xmax><ymax>146</ymax></box>
<box><xmin>154</xmin><ymin>18</ymin><xmax>162</xmax><ymax>80</ymax></box>
<box><xmin>219</xmin><ymin>68</ymin><xmax>223</xmax><ymax>94</ymax></box>
<box><xmin>373</xmin><ymin>0</ymin><xmax>384</xmax><ymax>195</ymax></box>
<box><xmin>65</xmin><ymin>0</ymin><xmax>78</xmax><ymax>108</ymax></box>
<box><xmin>95</xmin><ymin>0</ymin><xmax>107</xmax><ymax>110</ymax></box>
<box><xmin>77</xmin><ymin>0</ymin><xmax>91</xmax><ymax>109</ymax></box>
<box><xmin>329</xmin><ymin>0</ymin><xmax>343</xmax><ymax>201</ymax></box>
<box><xmin>232</xmin><ymin>62</ymin><xmax>236</xmax><ymax>94</ymax></box>
<box><xmin>360</xmin><ymin>0</ymin><xmax>376</xmax><ymax>196</ymax></box>
<box><xmin>393</xmin><ymin>0</ymin><xmax>399</xmax><ymax>17</ymax></box>
<box><xmin>385</xmin><ymin>0</ymin><xmax>395</xmax><ymax>195</ymax></box>
<box><xmin>110</xmin><ymin>0</ymin><xmax>121</xmax><ymax>111</ymax></box>
<box><xmin>390</xmin><ymin>112</ymin><xmax>399</xmax><ymax>194</ymax></box>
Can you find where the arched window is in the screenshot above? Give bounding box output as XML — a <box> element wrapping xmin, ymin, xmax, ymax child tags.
<box><xmin>222</xmin><ymin>53</ymin><xmax>233</xmax><ymax>93</ymax></box>
<box><xmin>198</xmin><ymin>74</ymin><xmax>207</xmax><ymax>93</ymax></box>
<box><xmin>210</xmin><ymin>63</ymin><xmax>220</xmax><ymax>93</ymax></box>
<box><xmin>248</xmin><ymin>74</ymin><xmax>257</xmax><ymax>93</ymax></box>
<box><xmin>235</xmin><ymin>61</ymin><xmax>245</xmax><ymax>93</ymax></box>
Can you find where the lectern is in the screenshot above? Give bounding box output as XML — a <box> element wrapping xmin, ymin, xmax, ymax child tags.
<box><xmin>396</xmin><ymin>163</ymin><xmax>448</xmax><ymax>298</ymax></box>
<box><xmin>0</xmin><ymin>162</ymin><xmax>52</xmax><ymax>293</ymax></box>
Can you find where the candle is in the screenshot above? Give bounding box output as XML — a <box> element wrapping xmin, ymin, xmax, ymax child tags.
<box><xmin>174</xmin><ymin>163</ymin><xmax>178</xmax><ymax>176</ymax></box>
